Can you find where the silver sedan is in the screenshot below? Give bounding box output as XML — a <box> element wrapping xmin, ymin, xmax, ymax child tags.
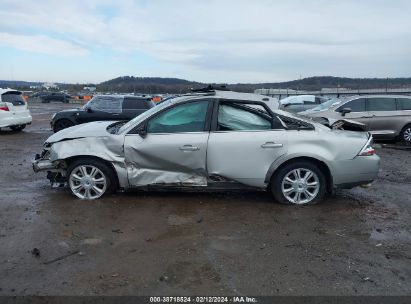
<box><xmin>33</xmin><ymin>90</ymin><xmax>380</xmax><ymax>205</ymax></box>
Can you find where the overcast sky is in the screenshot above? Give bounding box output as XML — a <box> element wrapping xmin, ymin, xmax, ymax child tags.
<box><xmin>1</xmin><ymin>0</ymin><xmax>410</xmax><ymax>83</ymax></box>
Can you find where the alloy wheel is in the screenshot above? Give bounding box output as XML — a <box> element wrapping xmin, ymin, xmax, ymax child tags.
<box><xmin>281</xmin><ymin>168</ymin><xmax>320</xmax><ymax>205</ymax></box>
<box><xmin>404</xmin><ymin>127</ymin><xmax>411</xmax><ymax>142</ymax></box>
<box><xmin>69</xmin><ymin>165</ymin><xmax>107</xmax><ymax>200</ymax></box>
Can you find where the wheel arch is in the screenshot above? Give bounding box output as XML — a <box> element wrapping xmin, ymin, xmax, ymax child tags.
<box><xmin>266</xmin><ymin>156</ymin><xmax>333</xmax><ymax>193</ymax></box>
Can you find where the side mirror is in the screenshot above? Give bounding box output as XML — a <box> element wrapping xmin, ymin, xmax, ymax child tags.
<box><xmin>341</xmin><ymin>108</ymin><xmax>352</xmax><ymax>116</ymax></box>
<box><xmin>136</xmin><ymin>125</ymin><xmax>147</xmax><ymax>138</ymax></box>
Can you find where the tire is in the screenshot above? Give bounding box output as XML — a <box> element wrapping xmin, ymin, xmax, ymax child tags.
<box><xmin>53</xmin><ymin>119</ymin><xmax>74</xmax><ymax>132</ymax></box>
<box><xmin>270</xmin><ymin>161</ymin><xmax>326</xmax><ymax>205</ymax></box>
<box><xmin>400</xmin><ymin>124</ymin><xmax>411</xmax><ymax>143</ymax></box>
<box><xmin>67</xmin><ymin>158</ymin><xmax>118</xmax><ymax>200</ymax></box>
<box><xmin>10</xmin><ymin>124</ymin><xmax>26</xmax><ymax>131</ymax></box>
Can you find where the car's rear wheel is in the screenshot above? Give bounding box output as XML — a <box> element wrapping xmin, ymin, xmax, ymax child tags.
<box><xmin>10</xmin><ymin>124</ymin><xmax>26</xmax><ymax>131</ymax></box>
<box><xmin>67</xmin><ymin>159</ymin><xmax>117</xmax><ymax>200</ymax></box>
<box><xmin>400</xmin><ymin>124</ymin><xmax>411</xmax><ymax>143</ymax></box>
<box><xmin>53</xmin><ymin>119</ymin><xmax>74</xmax><ymax>132</ymax></box>
<box><xmin>271</xmin><ymin>161</ymin><xmax>326</xmax><ymax>205</ymax></box>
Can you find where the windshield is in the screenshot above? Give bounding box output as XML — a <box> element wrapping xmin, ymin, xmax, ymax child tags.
<box><xmin>118</xmin><ymin>99</ymin><xmax>174</xmax><ymax>134</ymax></box>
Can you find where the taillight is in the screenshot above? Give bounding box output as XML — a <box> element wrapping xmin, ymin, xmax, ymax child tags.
<box><xmin>358</xmin><ymin>136</ymin><xmax>376</xmax><ymax>156</ymax></box>
<box><xmin>0</xmin><ymin>102</ymin><xmax>9</xmax><ymax>111</ymax></box>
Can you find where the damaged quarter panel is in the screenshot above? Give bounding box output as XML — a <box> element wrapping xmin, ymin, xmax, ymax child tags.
<box><xmin>265</xmin><ymin>126</ymin><xmax>371</xmax><ymax>185</ymax></box>
<box><xmin>47</xmin><ymin>121</ymin><xmax>128</xmax><ymax>188</ymax></box>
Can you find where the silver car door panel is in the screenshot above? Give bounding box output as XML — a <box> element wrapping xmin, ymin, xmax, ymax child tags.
<box><xmin>124</xmin><ymin>133</ymin><xmax>209</xmax><ymax>187</ymax></box>
<box><xmin>207</xmin><ymin>130</ymin><xmax>288</xmax><ymax>188</ymax></box>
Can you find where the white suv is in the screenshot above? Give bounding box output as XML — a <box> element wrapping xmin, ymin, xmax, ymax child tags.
<box><xmin>0</xmin><ymin>89</ymin><xmax>32</xmax><ymax>131</ymax></box>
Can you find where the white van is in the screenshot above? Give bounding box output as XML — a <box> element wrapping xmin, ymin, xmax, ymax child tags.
<box><xmin>0</xmin><ymin>89</ymin><xmax>32</xmax><ymax>131</ymax></box>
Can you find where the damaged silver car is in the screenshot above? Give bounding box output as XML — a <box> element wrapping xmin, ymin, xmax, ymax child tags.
<box><xmin>33</xmin><ymin>89</ymin><xmax>380</xmax><ymax>205</ymax></box>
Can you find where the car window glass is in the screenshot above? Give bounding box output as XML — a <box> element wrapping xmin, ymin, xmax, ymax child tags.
<box><xmin>304</xmin><ymin>99</ymin><xmax>317</xmax><ymax>105</ymax></box>
<box><xmin>89</xmin><ymin>97</ymin><xmax>122</xmax><ymax>113</ymax></box>
<box><xmin>123</xmin><ymin>98</ymin><xmax>149</xmax><ymax>110</ymax></box>
<box><xmin>217</xmin><ymin>104</ymin><xmax>271</xmax><ymax>131</ymax></box>
<box><xmin>368</xmin><ymin>98</ymin><xmax>396</xmax><ymax>111</ymax></box>
<box><xmin>1</xmin><ymin>92</ymin><xmax>25</xmax><ymax>105</ymax></box>
<box><xmin>398</xmin><ymin>98</ymin><xmax>411</xmax><ymax>110</ymax></box>
<box><xmin>147</xmin><ymin>100</ymin><xmax>209</xmax><ymax>133</ymax></box>
<box><xmin>338</xmin><ymin>98</ymin><xmax>365</xmax><ymax>112</ymax></box>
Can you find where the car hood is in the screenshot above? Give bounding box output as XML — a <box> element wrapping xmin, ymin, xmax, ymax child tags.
<box><xmin>46</xmin><ymin>121</ymin><xmax>116</xmax><ymax>144</ymax></box>
<box><xmin>57</xmin><ymin>108</ymin><xmax>83</xmax><ymax>114</ymax></box>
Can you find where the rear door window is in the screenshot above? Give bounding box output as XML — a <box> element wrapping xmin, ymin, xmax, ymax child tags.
<box><xmin>1</xmin><ymin>92</ymin><xmax>25</xmax><ymax>106</ymax></box>
<box><xmin>123</xmin><ymin>98</ymin><xmax>150</xmax><ymax>110</ymax></box>
<box><xmin>337</xmin><ymin>98</ymin><xmax>366</xmax><ymax>112</ymax></box>
<box><xmin>398</xmin><ymin>98</ymin><xmax>411</xmax><ymax>110</ymax></box>
<box><xmin>367</xmin><ymin>98</ymin><xmax>396</xmax><ymax>111</ymax></box>
<box><xmin>217</xmin><ymin>103</ymin><xmax>272</xmax><ymax>131</ymax></box>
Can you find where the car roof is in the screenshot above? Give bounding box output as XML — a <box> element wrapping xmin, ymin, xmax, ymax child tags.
<box><xmin>94</xmin><ymin>94</ymin><xmax>151</xmax><ymax>99</ymax></box>
<box><xmin>346</xmin><ymin>94</ymin><xmax>411</xmax><ymax>99</ymax></box>
<box><xmin>0</xmin><ymin>88</ymin><xmax>21</xmax><ymax>95</ymax></box>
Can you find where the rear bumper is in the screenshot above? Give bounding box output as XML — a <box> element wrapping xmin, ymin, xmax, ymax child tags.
<box><xmin>331</xmin><ymin>154</ymin><xmax>380</xmax><ymax>186</ymax></box>
<box><xmin>0</xmin><ymin>113</ymin><xmax>32</xmax><ymax>128</ymax></box>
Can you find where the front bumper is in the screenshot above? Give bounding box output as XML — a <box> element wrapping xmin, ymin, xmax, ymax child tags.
<box><xmin>32</xmin><ymin>158</ymin><xmax>57</xmax><ymax>172</ymax></box>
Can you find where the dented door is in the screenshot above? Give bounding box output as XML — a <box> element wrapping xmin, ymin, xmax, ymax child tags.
<box><xmin>123</xmin><ymin>100</ymin><xmax>211</xmax><ymax>187</ymax></box>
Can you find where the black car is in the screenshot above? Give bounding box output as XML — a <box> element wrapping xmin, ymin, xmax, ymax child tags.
<box><xmin>51</xmin><ymin>95</ymin><xmax>155</xmax><ymax>132</ymax></box>
<box><xmin>36</xmin><ymin>92</ymin><xmax>71</xmax><ymax>103</ymax></box>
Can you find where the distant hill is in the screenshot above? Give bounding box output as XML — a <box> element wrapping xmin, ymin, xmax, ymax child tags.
<box><xmin>0</xmin><ymin>80</ymin><xmax>41</xmax><ymax>88</ymax></box>
<box><xmin>99</xmin><ymin>76</ymin><xmax>201</xmax><ymax>94</ymax></box>
<box><xmin>2</xmin><ymin>76</ymin><xmax>411</xmax><ymax>93</ymax></box>
<box><xmin>97</xmin><ymin>76</ymin><xmax>411</xmax><ymax>94</ymax></box>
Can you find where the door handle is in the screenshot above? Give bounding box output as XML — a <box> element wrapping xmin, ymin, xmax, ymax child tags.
<box><xmin>179</xmin><ymin>145</ymin><xmax>200</xmax><ymax>151</ymax></box>
<box><xmin>261</xmin><ymin>142</ymin><xmax>283</xmax><ymax>148</ymax></box>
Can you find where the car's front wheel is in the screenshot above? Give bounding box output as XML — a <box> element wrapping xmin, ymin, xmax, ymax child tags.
<box><xmin>271</xmin><ymin>161</ymin><xmax>326</xmax><ymax>205</ymax></box>
<box><xmin>401</xmin><ymin>124</ymin><xmax>411</xmax><ymax>143</ymax></box>
<box><xmin>67</xmin><ymin>159</ymin><xmax>117</xmax><ymax>200</ymax></box>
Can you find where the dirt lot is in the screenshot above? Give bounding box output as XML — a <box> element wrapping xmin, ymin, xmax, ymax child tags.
<box><xmin>0</xmin><ymin>102</ymin><xmax>410</xmax><ymax>296</ymax></box>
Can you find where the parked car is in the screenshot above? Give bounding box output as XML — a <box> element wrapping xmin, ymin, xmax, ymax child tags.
<box><xmin>0</xmin><ymin>88</ymin><xmax>32</xmax><ymax>131</ymax></box>
<box><xmin>36</xmin><ymin>92</ymin><xmax>71</xmax><ymax>103</ymax></box>
<box><xmin>51</xmin><ymin>95</ymin><xmax>156</xmax><ymax>132</ymax></box>
<box><xmin>299</xmin><ymin>95</ymin><xmax>411</xmax><ymax>143</ymax></box>
<box><xmin>33</xmin><ymin>89</ymin><xmax>379</xmax><ymax>205</ymax></box>
<box><xmin>279</xmin><ymin>95</ymin><xmax>329</xmax><ymax>113</ymax></box>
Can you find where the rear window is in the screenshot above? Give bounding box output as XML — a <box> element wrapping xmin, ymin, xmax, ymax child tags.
<box><xmin>398</xmin><ymin>98</ymin><xmax>411</xmax><ymax>110</ymax></box>
<box><xmin>123</xmin><ymin>98</ymin><xmax>150</xmax><ymax>110</ymax></box>
<box><xmin>1</xmin><ymin>92</ymin><xmax>25</xmax><ymax>105</ymax></box>
<box><xmin>367</xmin><ymin>98</ymin><xmax>396</xmax><ymax>111</ymax></box>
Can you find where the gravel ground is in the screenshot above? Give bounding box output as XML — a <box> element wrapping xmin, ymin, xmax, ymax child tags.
<box><xmin>0</xmin><ymin>102</ymin><xmax>410</xmax><ymax>296</ymax></box>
